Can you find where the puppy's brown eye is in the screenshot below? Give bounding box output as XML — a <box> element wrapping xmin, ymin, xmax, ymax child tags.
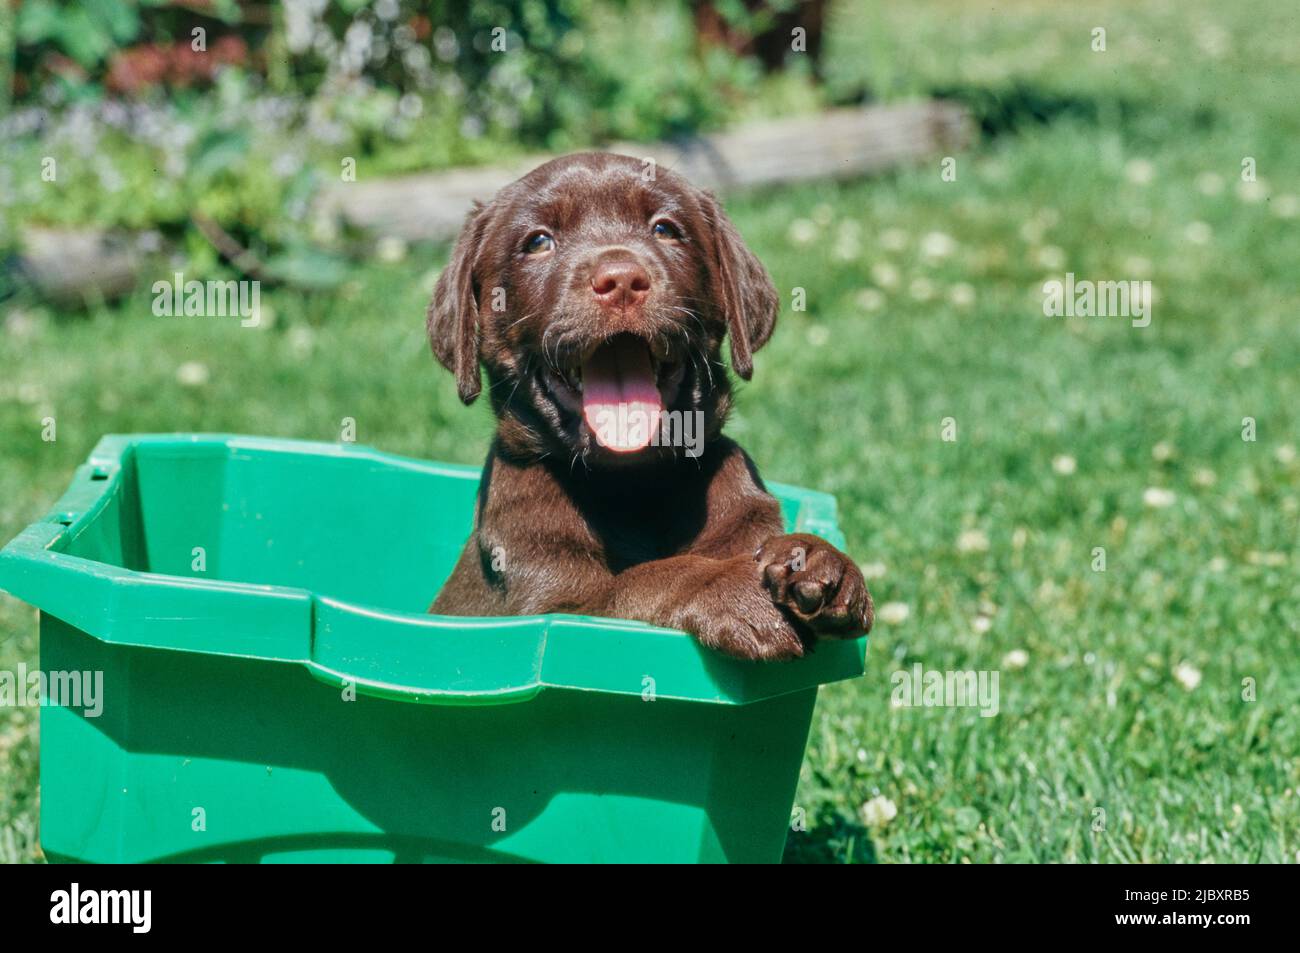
<box><xmin>525</xmin><ymin>231</ymin><xmax>555</xmax><ymax>254</ymax></box>
<box><xmin>652</xmin><ymin>220</ymin><xmax>682</xmax><ymax>241</ymax></box>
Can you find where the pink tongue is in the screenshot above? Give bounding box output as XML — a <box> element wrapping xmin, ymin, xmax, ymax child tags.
<box><xmin>582</xmin><ymin>337</ymin><xmax>663</xmax><ymax>452</ymax></box>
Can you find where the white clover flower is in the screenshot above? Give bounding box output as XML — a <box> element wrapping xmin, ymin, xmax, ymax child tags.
<box><xmin>288</xmin><ymin>326</ymin><xmax>316</xmax><ymax>358</ymax></box>
<box><xmin>3</xmin><ymin>309</ymin><xmax>37</xmax><ymax>340</ymax></box>
<box><xmin>1124</xmin><ymin>256</ymin><xmax>1153</xmax><ymax>276</ymax></box>
<box><xmin>948</xmin><ymin>283</ymin><xmax>976</xmax><ymax>308</ymax></box>
<box><xmin>1002</xmin><ymin>649</ymin><xmax>1029</xmax><ymax>670</ymax></box>
<box><xmin>860</xmin><ymin>795</ymin><xmax>898</xmax><ymax>827</ymax></box>
<box><xmin>1125</xmin><ymin>159</ymin><xmax>1155</xmax><ymax>185</ymax></box>
<box><xmin>1173</xmin><ymin>662</ymin><xmax>1202</xmax><ymax>692</ymax></box>
<box><xmin>860</xmin><ymin>561</ymin><xmax>887</xmax><ymax>580</ymax></box>
<box><xmin>1196</xmin><ymin>25</ymin><xmax>1229</xmax><ymax>58</ymax></box>
<box><xmin>833</xmin><ymin>235</ymin><xmax>861</xmax><ymax>261</ymax></box>
<box><xmin>1273</xmin><ymin>194</ymin><xmax>1300</xmax><ymax>219</ymax></box>
<box><xmin>1143</xmin><ymin>487</ymin><xmax>1177</xmax><ymax>508</ymax></box>
<box><xmin>877</xmin><ymin>602</ymin><xmax>910</xmax><ymax>625</ymax></box>
<box><xmin>16</xmin><ymin>382</ymin><xmax>43</xmax><ymax>405</ymax></box>
<box><xmin>957</xmin><ymin>529</ymin><xmax>990</xmax><ymax>553</ymax></box>
<box><xmin>1237</xmin><ymin>179</ymin><xmax>1267</xmax><ymax>203</ymax></box>
<box><xmin>787</xmin><ymin>219</ymin><xmax>817</xmax><ymax>245</ymax></box>
<box><xmin>176</xmin><ymin>361</ymin><xmax>210</xmax><ymax>387</ymax></box>
<box><xmin>1230</xmin><ymin>347</ymin><xmax>1259</xmax><ymax>368</ymax></box>
<box><xmin>870</xmin><ymin>262</ymin><xmax>900</xmax><ymax>289</ymax></box>
<box><xmin>920</xmin><ymin>231</ymin><xmax>956</xmax><ymax>259</ymax></box>
<box><xmin>1052</xmin><ymin>454</ymin><xmax>1077</xmax><ymax>475</ymax></box>
<box><xmin>376</xmin><ymin>236</ymin><xmax>408</xmax><ymax>263</ymax></box>
<box><xmin>1034</xmin><ymin>245</ymin><xmax>1066</xmax><ymax>269</ymax></box>
<box><xmin>1020</xmin><ymin>220</ymin><xmax>1045</xmax><ymax>243</ymax></box>
<box><xmin>855</xmin><ymin>288</ymin><xmax>886</xmax><ymax>311</ymax></box>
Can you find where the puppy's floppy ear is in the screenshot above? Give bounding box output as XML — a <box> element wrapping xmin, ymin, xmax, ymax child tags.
<box><xmin>702</xmin><ymin>192</ymin><xmax>778</xmax><ymax>380</ymax></box>
<box><xmin>427</xmin><ymin>201</ymin><xmax>488</xmax><ymax>404</ymax></box>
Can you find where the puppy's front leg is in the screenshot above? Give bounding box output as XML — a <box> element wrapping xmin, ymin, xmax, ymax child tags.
<box><xmin>754</xmin><ymin>533</ymin><xmax>874</xmax><ymax>637</ymax></box>
<box><xmin>580</xmin><ymin>554</ymin><xmax>808</xmax><ymax>661</ymax></box>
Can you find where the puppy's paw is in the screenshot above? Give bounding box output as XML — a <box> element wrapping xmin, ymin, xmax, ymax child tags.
<box><xmin>755</xmin><ymin>533</ymin><xmax>873</xmax><ymax>637</ymax></box>
<box><xmin>679</xmin><ymin>563</ymin><xmax>808</xmax><ymax>661</ymax></box>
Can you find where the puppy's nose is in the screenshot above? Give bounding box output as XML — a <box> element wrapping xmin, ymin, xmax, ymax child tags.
<box><xmin>590</xmin><ymin>259</ymin><xmax>651</xmax><ymax>309</ymax></box>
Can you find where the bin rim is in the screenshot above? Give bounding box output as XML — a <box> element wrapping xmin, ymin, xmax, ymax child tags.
<box><xmin>0</xmin><ymin>433</ymin><xmax>868</xmax><ymax>706</ymax></box>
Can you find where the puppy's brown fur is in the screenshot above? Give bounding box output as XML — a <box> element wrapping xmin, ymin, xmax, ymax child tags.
<box><xmin>429</xmin><ymin>153</ymin><xmax>871</xmax><ymax>660</ymax></box>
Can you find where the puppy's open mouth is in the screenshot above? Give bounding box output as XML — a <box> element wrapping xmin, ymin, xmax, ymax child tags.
<box><xmin>542</xmin><ymin>334</ymin><xmax>685</xmax><ymax>453</ymax></box>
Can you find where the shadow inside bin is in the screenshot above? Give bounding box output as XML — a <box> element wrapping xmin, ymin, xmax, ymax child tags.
<box><xmin>55</xmin><ymin>621</ymin><xmax>812</xmax><ymax>863</ymax></box>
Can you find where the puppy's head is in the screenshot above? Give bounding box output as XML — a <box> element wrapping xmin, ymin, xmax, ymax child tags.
<box><xmin>427</xmin><ymin>152</ymin><xmax>777</xmax><ymax>464</ymax></box>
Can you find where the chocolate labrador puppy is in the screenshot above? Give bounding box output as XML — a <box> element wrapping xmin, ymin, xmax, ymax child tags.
<box><xmin>428</xmin><ymin>153</ymin><xmax>872</xmax><ymax>660</ymax></box>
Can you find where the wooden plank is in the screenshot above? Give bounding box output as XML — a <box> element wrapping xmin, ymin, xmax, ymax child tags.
<box><xmin>14</xmin><ymin>99</ymin><xmax>972</xmax><ymax>302</ymax></box>
<box><xmin>316</xmin><ymin>98</ymin><xmax>973</xmax><ymax>242</ymax></box>
<box><xmin>16</xmin><ymin>227</ymin><xmax>152</xmax><ymax>306</ymax></box>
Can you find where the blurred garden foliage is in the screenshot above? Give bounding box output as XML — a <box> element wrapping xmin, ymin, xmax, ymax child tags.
<box><xmin>0</xmin><ymin>0</ymin><xmax>824</xmax><ymax>276</ymax></box>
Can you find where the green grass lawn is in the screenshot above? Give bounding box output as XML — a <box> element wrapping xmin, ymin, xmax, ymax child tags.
<box><xmin>2</xmin><ymin>0</ymin><xmax>1298</xmax><ymax>862</ymax></box>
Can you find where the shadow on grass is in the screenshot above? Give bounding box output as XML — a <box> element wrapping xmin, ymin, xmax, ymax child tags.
<box><xmin>930</xmin><ymin>80</ymin><xmax>1151</xmax><ymax>139</ymax></box>
<box><xmin>783</xmin><ymin>806</ymin><xmax>878</xmax><ymax>864</ymax></box>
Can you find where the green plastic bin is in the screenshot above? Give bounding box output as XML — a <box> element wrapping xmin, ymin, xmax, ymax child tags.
<box><xmin>0</xmin><ymin>434</ymin><xmax>867</xmax><ymax>864</ymax></box>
